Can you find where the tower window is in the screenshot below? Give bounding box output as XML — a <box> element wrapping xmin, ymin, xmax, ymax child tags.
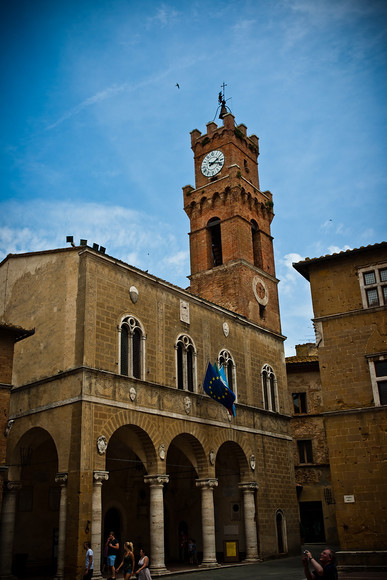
<box><xmin>251</xmin><ymin>219</ymin><xmax>262</xmax><ymax>268</ymax></box>
<box><xmin>207</xmin><ymin>217</ymin><xmax>222</xmax><ymax>267</ymax></box>
<box><xmin>120</xmin><ymin>316</ymin><xmax>145</xmax><ymax>379</ymax></box>
<box><xmin>176</xmin><ymin>335</ymin><xmax>196</xmax><ymax>392</ymax></box>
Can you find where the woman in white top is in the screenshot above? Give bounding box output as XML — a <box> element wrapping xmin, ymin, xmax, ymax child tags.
<box><xmin>135</xmin><ymin>548</ymin><xmax>152</xmax><ymax>579</ymax></box>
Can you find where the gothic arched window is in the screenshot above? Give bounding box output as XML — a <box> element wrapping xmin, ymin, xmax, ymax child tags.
<box><xmin>218</xmin><ymin>349</ymin><xmax>237</xmax><ymax>399</ymax></box>
<box><xmin>120</xmin><ymin>316</ymin><xmax>145</xmax><ymax>380</ymax></box>
<box><xmin>207</xmin><ymin>217</ymin><xmax>222</xmax><ymax>267</ymax></box>
<box><xmin>262</xmin><ymin>364</ymin><xmax>278</xmax><ymax>412</ymax></box>
<box><xmin>275</xmin><ymin>510</ymin><xmax>287</xmax><ymax>554</ymax></box>
<box><xmin>176</xmin><ymin>335</ymin><xmax>196</xmax><ymax>392</ymax></box>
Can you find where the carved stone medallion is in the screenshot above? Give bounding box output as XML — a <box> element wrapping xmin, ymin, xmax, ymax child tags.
<box><xmin>97</xmin><ymin>436</ymin><xmax>108</xmax><ymax>455</ymax></box>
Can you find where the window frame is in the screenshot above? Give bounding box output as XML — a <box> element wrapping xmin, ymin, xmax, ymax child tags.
<box><xmin>292</xmin><ymin>392</ymin><xmax>307</xmax><ymax>414</ymax></box>
<box><xmin>297</xmin><ymin>439</ymin><xmax>313</xmax><ymax>464</ymax></box>
<box><xmin>119</xmin><ymin>315</ymin><xmax>146</xmax><ymax>380</ymax></box>
<box><xmin>367</xmin><ymin>354</ymin><xmax>387</xmax><ymax>406</ymax></box>
<box><xmin>261</xmin><ymin>364</ymin><xmax>278</xmax><ymax>412</ymax></box>
<box><xmin>358</xmin><ymin>263</ymin><xmax>387</xmax><ymax>309</ymax></box>
<box><xmin>218</xmin><ymin>349</ymin><xmax>237</xmax><ymax>400</ymax></box>
<box><xmin>175</xmin><ymin>334</ymin><xmax>197</xmax><ymax>392</ymax></box>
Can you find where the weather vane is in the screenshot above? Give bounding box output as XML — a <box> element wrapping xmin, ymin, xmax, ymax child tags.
<box><xmin>213</xmin><ymin>82</ymin><xmax>232</xmax><ymax>121</ymax></box>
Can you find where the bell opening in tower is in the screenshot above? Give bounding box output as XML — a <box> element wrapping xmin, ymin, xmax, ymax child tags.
<box><xmin>207</xmin><ymin>217</ymin><xmax>223</xmax><ymax>267</ymax></box>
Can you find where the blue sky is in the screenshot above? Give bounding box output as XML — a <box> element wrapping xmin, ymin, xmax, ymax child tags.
<box><xmin>1</xmin><ymin>0</ymin><xmax>386</xmax><ymax>355</ymax></box>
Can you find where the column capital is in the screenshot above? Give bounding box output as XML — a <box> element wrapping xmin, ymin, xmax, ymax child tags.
<box><xmin>4</xmin><ymin>481</ymin><xmax>22</xmax><ymax>492</ymax></box>
<box><xmin>55</xmin><ymin>472</ymin><xmax>68</xmax><ymax>486</ymax></box>
<box><xmin>93</xmin><ymin>470</ymin><xmax>109</xmax><ymax>483</ymax></box>
<box><xmin>144</xmin><ymin>474</ymin><xmax>169</xmax><ymax>487</ymax></box>
<box><xmin>195</xmin><ymin>478</ymin><xmax>218</xmax><ymax>490</ymax></box>
<box><xmin>238</xmin><ymin>481</ymin><xmax>259</xmax><ymax>493</ymax></box>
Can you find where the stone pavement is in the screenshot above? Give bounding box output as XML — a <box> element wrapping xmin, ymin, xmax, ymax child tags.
<box><xmin>162</xmin><ymin>556</ymin><xmax>386</xmax><ymax>580</ymax></box>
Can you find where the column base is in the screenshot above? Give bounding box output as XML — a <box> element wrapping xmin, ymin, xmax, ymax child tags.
<box><xmin>149</xmin><ymin>566</ymin><xmax>170</xmax><ymax>576</ymax></box>
<box><xmin>199</xmin><ymin>561</ymin><xmax>221</xmax><ymax>568</ymax></box>
<box><xmin>243</xmin><ymin>557</ymin><xmax>262</xmax><ymax>563</ymax></box>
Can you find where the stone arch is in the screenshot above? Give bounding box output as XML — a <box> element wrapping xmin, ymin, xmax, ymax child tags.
<box><xmin>164</xmin><ymin>432</ymin><xmax>206</xmax><ymax>563</ymax></box>
<box><xmin>214</xmin><ymin>439</ymin><xmax>250</xmax><ymax>558</ymax></box>
<box><xmin>8</xmin><ymin>427</ymin><xmax>59</xmax><ymax>576</ymax></box>
<box><xmin>165</xmin><ymin>431</ymin><xmax>207</xmax><ymax>478</ymax></box>
<box><xmin>95</xmin><ymin>409</ymin><xmax>158</xmax><ymax>471</ymax></box>
<box><xmin>101</xmin><ymin>422</ymin><xmax>159</xmax><ymax>555</ymax></box>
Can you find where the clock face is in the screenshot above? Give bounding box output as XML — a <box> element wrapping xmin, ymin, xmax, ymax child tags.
<box><xmin>201</xmin><ymin>150</ymin><xmax>225</xmax><ymax>177</ymax></box>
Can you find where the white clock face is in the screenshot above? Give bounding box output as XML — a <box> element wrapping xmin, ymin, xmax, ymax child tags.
<box><xmin>201</xmin><ymin>150</ymin><xmax>225</xmax><ymax>177</ymax></box>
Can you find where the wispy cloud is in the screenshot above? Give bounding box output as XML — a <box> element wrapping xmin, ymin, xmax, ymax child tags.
<box><xmin>45</xmin><ymin>84</ymin><xmax>130</xmax><ymax>130</ymax></box>
<box><xmin>0</xmin><ymin>200</ymin><xmax>189</xmax><ymax>286</ymax></box>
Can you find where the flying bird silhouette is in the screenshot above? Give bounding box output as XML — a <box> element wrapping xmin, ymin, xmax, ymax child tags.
<box><xmin>176</xmin><ymin>83</ymin><xmax>180</xmax><ymax>89</ymax></box>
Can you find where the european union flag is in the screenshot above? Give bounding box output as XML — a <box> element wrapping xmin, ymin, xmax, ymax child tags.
<box><xmin>203</xmin><ymin>362</ymin><xmax>236</xmax><ymax>416</ymax></box>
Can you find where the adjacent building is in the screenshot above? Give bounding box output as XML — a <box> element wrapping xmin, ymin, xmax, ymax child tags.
<box><xmin>294</xmin><ymin>243</ymin><xmax>387</xmax><ymax>566</ymax></box>
<box><xmin>286</xmin><ymin>343</ymin><xmax>338</xmax><ymax>547</ymax></box>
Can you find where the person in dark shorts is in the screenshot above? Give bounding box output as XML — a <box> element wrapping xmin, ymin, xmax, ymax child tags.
<box><xmin>105</xmin><ymin>531</ymin><xmax>119</xmax><ymax>579</ymax></box>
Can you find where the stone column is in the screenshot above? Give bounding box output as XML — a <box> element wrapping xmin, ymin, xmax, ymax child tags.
<box><xmin>54</xmin><ymin>473</ymin><xmax>68</xmax><ymax>580</ymax></box>
<box><xmin>92</xmin><ymin>471</ymin><xmax>109</xmax><ymax>580</ymax></box>
<box><xmin>0</xmin><ymin>481</ymin><xmax>21</xmax><ymax>580</ymax></box>
<box><xmin>195</xmin><ymin>478</ymin><xmax>219</xmax><ymax>567</ymax></box>
<box><xmin>144</xmin><ymin>474</ymin><xmax>169</xmax><ymax>575</ymax></box>
<box><xmin>239</xmin><ymin>482</ymin><xmax>259</xmax><ymax>562</ymax></box>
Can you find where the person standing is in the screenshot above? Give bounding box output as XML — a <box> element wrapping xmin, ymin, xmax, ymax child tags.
<box><xmin>116</xmin><ymin>541</ymin><xmax>135</xmax><ymax>580</ymax></box>
<box><xmin>83</xmin><ymin>542</ymin><xmax>94</xmax><ymax>580</ymax></box>
<box><xmin>135</xmin><ymin>548</ymin><xmax>152</xmax><ymax>580</ymax></box>
<box><xmin>303</xmin><ymin>548</ymin><xmax>338</xmax><ymax>580</ymax></box>
<box><xmin>105</xmin><ymin>531</ymin><xmax>120</xmax><ymax>580</ymax></box>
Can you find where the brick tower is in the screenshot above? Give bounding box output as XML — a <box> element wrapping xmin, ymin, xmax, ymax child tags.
<box><xmin>183</xmin><ymin>110</ymin><xmax>281</xmax><ymax>333</ymax></box>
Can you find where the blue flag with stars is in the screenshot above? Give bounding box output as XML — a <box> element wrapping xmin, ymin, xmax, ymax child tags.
<box><xmin>203</xmin><ymin>362</ymin><xmax>236</xmax><ymax>416</ymax></box>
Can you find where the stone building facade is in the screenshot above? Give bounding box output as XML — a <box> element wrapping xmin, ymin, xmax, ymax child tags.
<box><xmin>0</xmin><ymin>112</ymin><xmax>300</xmax><ymax>579</ymax></box>
<box><xmin>294</xmin><ymin>243</ymin><xmax>387</xmax><ymax>566</ymax></box>
<box><xmin>286</xmin><ymin>343</ymin><xmax>338</xmax><ymax>546</ymax></box>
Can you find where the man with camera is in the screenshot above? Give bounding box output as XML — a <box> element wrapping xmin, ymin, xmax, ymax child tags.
<box><xmin>302</xmin><ymin>548</ymin><xmax>338</xmax><ymax>580</ymax></box>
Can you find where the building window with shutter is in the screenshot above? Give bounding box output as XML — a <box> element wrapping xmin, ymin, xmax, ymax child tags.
<box><xmin>292</xmin><ymin>392</ymin><xmax>307</xmax><ymax>414</ymax></box>
<box><xmin>297</xmin><ymin>440</ymin><xmax>313</xmax><ymax>464</ymax></box>
<box><xmin>119</xmin><ymin>316</ymin><xmax>145</xmax><ymax>380</ymax></box>
<box><xmin>367</xmin><ymin>355</ymin><xmax>387</xmax><ymax>406</ymax></box>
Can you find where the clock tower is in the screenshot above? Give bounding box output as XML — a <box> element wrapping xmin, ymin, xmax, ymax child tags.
<box><xmin>183</xmin><ymin>108</ymin><xmax>281</xmax><ymax>334</ymax></box>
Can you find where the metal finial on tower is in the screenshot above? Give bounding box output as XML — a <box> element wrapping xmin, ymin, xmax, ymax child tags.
<box><xmin>213</xmin><ymin>82</ymin><xmax>232</xmax><ymax>121</ymax></box>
